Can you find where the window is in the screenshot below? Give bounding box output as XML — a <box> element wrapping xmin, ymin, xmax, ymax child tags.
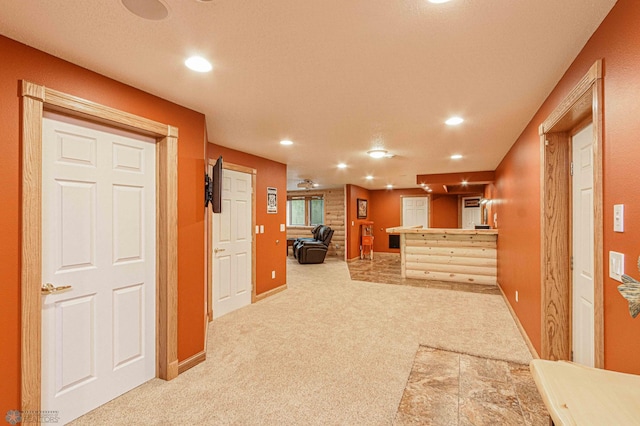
<box><xmin>287</xmin><ymin>196</ymin><xmax>324</xmax><ymax>226</ymax></box>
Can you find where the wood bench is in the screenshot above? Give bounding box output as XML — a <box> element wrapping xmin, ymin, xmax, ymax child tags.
<box><xmin>530</xmin><ymin>359</ymin><xmax>640</xmax><ymax>425</ymax></box>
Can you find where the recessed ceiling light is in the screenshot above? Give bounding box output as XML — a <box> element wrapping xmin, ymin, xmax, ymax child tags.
<box><xmin>122</xmin><ymin>0</ymin><xmax>169</xmax><ymax>20</ymax></box>
<box><xmin>428</xmin><ymin>0</ymin><xmax>451</xmax><ymax>3</ymax></box>
<box><xmin>420</xmin><ymin>183</ymin><xmax>426</xmax><ymax>187</ymax></box>
<box><xmin>445</xmin><ymin>116</ymin><xmax>464</xmax><ymax>126</ymax></box>
<box><xmin>386</xmin><ymin>184</ymin><xmax>393</xmax><ymax>189</ymax></box>
<box><xmin>461</xmin><ymin>180</ymin><xmax>468</xmax><ymax>186</ymax></box>
<box><xmin>337</xmin><ymin>163</ymin><xmax>347</xmax><ymax>169</ymax></box>
<box><xmin>366</xmin><ymin>175</ymin><xmax>374</xmax><ymax>180</ymax></box>
<box><xmin>313</xmin><ymin>183</ymin><xmax>320</xmax><ymax>187</ymax></box>
<box><xmin>427</xmin><ymin>188</ymin><xmax>433</xmax><ymax>192</ymax></box>
<box><xmin>280</xmin><ymin>140</ymin><xmax>293</xmax><ymax>145</ymax></box>
<box><xmin>450</xmin><ymin>154</ymin><xmax>463</xmax><ymax>160</ymax></box>
<box><xmin>368</xmin><ymin>149</ymin><xmax>388</xmax><ymax>159</ymax></box>
<box><xmin>185</xmin><ymin>56</ymin><xmax>212</xmax><ymax>72</ymax></box>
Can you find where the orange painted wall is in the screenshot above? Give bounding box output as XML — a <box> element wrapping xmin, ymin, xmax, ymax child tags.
<box><xmin>207</xmin><ymin>144</ymin><xmax>287</xmax><ymax>294</ymax></box>
<box><xmin>365</xmin><ymin>189</ymin><xmax>461</xmax><ymax>253</ymax></box>
<box><xmin>345</xmin><ymin>185</ymin><xmax>371</xmax><ymax>260</ymax></box>
<box><xmin>430</xmin><ymin>195</ymin><xmax>460</xmax><ymax>228</ymax></box>
<box><xmin>496</xmin><ymin>0</ymin><xmax>640</xmax><ymax>374</ymax></box>
<box><xmin>0</xmin><ymin>35</ymin><xmax>206</xmax><ymax>411</ymax></box>
<box><xmin>369</xmin><ymin>188</ymin><xmax>427</xmax><ymax>253</ymax></box>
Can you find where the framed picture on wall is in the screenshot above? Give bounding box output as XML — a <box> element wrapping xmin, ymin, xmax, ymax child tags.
<box><xmin>267</xmin><ymin>187</ymin><xmax>277</xmax><ymax>213</ymax></box>
<box><xmin>357</xmin><ymin>198</ymin><xmax>367</xmax><ymax>219</ymax></box>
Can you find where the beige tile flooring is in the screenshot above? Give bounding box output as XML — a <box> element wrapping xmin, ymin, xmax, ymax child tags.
<box><xmin>395</xmin><ymin>347</ymin><xmax>549</xmax><ymax>425</ymax></box>
<box><xmin>345</xmin><ymin>253</ymin><xmax>550</xmax><ymax>425</ymax></box>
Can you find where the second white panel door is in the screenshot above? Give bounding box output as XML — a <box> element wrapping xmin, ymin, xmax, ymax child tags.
<box><xmin>213</xmin><ymin>168</ymin><xmax>253</xmax><ymax>318</ymax></box>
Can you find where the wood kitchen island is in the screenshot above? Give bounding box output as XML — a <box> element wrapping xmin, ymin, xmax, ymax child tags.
<box><xmin>386</xmin><ymin>226</ymin><xmax>498</xmax><ymax>285</ymax></box>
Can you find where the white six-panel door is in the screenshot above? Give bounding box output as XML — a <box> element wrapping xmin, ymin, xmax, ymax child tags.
<box><xmin>213</xmin><ymin>168</ymin><xmax>252</xmax><ymax>319</ymax></box>
<box><xmin>402</xmin><ymin>197</ymin><xmax>429</xmax><ymax>228</ymax></box>
<box><xmin>572</xmin><ymin>123</ymin><xmax>595</xmax><ymax>367</ymax></box>
<box><xmin>41</xmin><ymin>113</ymin><xmax>156</xmax><ymax>423</ymax></box>
<box><xmin>461</xmin><ymin>197</ymin><xmax>481</xmax><ymax>229</ymax></box>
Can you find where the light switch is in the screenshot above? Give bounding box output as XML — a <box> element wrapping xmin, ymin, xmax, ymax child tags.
<box><xmin>255</xmin><ymin>225</ymin><xmax>260</xmax><ymax>234</ymax></box>
<box><xmin>280</xmin><ymin>224</ymin><xmax>285</xmax><ymax>232</ymax></box>
<box><xmin>609</xmin><ymin>251</ymin><xmax>624</xmax><ymax>282</ymax></box>
<box><xmin>614</xmin><ymin>204</ymin><xmax>624</xmax><ymax>232</ymax></box>
<box><xmin>260</xmin><ymin>225</ymin><xmax>264</xmax><ymax>234</ymax></box>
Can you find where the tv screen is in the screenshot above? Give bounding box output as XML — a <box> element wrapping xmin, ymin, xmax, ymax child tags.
<box><xmin>212</xmin><ymin>156</ymin><xmax>223</xmax><ymax>213</ymax></box>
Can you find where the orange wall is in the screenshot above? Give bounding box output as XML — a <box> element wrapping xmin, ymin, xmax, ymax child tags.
<box><xmin>430</xmin><ymin>194</ymin><xmax>460</xmax><ymax>228</ymax></box>
<box><xmin>496</xmin><ymin>0</ymin><xmax>640</xmax><ymax>374</ymax></box>
<box><xmin>369</xmin><ymin>188</ymin><xmax>428</xmax><ymax>253</ymax></box>
<box><xmin>0</xmin><ymin>35</ymin><xmax>207</xmax><ymax>411</ymax></box>
<box><xmin>207</xmin><ymin>144</ymin><xmax>287</xmax><ymax>294</ymax></box>
<box><xmin>346</xmin><ymin>185</ymin><xmax>371</xmax><ymax>260</ymax></box>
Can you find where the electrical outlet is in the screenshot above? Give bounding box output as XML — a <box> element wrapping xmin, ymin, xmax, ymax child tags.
<box><xmin>609</xmin><ymin>251</ymin><xmax>624</xmax><ymax>282</ymax></box>
<box><xmin>515</xmin><ymin>290</ymin><xmax>519</xmax><ymax>302</ymax></box>
<box><xmin>271</xmin><ymin>270</ymin><xmax>275</xmax><ymax>279</ymax></box>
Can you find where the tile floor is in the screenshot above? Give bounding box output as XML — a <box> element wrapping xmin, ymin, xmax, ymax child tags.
<box><xmin>395</xmin><ymin>347</ymin><xmax>549</xmax><ymax>425</ymax></box>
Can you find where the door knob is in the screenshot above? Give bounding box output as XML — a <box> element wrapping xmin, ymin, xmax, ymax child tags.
<box><xmin>214</xmin><ymin>248</ymin><xmax>226</xmax><ymax>254</ymax></box>
<box><xmin>41</xmin><ymin>283</ymin><xmax>72</xmax><ymax>295</ymax></box>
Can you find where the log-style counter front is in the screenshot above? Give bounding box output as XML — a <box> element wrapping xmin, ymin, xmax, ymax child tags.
<box><xmin>386</xmin><ymin>226</ymin><xmax>498</xmax><ymax>285</ymax></box>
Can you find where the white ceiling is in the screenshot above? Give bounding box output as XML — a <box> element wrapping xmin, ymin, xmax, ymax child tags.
<box><xmin>0</xmin><ymin>0</ymin><xmax>616</xmax><ymax>190</ymax></box>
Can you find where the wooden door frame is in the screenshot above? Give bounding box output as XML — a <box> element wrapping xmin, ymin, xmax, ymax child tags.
<box><xmin>539</xmin><ymin>60</ymin><xmax>604</xmax><ymax>367</ymax></box>
<box><xmin>20</xmin><ymin>81</ymin><xmax>179</xmax><ymax>416</ymax></box>
<box><xmin>206</xmin><ymin>161</ymin><xmax>257</xmax><ymax>321</ymax></box>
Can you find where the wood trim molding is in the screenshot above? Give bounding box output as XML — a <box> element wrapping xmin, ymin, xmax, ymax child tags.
<box><xmin>498</xmin><ymin>283</ymin><xmax>540</xmax><ymax>360</ymax></box>
<box><xmin>539</xmin><ymin>60</ymin><xmax>602</xmax><ymax>135</ymax></box>
<box><xmin>177</xmin><ymin>350</ymin><xmax>207</xmax><ymax>374</ymax></box>
<box><xmin>254</xmin><ymin>283</ymin><xmax>288</xmax><ymax>302</ymax></box>
<box><xmin>20</xmin><ymin>81</ymin><xmax>179</xmax><ymax>416</ymax></box>
<box><xmin>538</xmin><ymin>60</ymin><xmax>604</xmax><ymax>368</ymax></box>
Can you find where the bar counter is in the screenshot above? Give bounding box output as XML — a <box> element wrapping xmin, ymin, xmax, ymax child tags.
<box><xmin>385</xmin><ymin>226</ymin><xmax>498</xmax><ymax>286</ymax></box>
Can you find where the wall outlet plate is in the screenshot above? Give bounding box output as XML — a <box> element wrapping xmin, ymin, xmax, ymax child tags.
<box><xmin>610</xmin><ymin>251</ymin><xmax>625</xmax><ymax>282</ymax></box>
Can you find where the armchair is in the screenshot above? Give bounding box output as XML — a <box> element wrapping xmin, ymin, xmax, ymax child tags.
<box><xmin>293</xmin><ymin>225</ymin><xmax>334</xmax><ymax>264</ymax></box>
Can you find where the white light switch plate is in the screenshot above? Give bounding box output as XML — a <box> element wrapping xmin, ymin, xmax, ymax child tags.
<box><xmin>280</xmin><ymin>224</ymin><xmax>285</xmax><ymax>232</ymax></box>
<box><xmin>614</xmin><ymin>204</ymin><xmax>624</xmax><ymax>232</ymax></box>
<box><xmin>260</xmin><ymin>225</ymin><xmax>264</xmax><ymax>234</ymax></box>
<box><xmin>609</xmin><ymin>251</ymin><xmax>624</xmax><ymax>282</ymax></box>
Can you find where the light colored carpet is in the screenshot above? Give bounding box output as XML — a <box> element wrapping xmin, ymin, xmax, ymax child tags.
<box><xmin>72</xmin><ymin>258</ymin><xmax>532</xmax><ymax>425</ymax></box>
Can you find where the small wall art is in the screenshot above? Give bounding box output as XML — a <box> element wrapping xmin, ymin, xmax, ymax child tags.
<box><xmin>267</xmin><ymin>187</ymin><xmax>277</xmax><ymax>214</ymax></box>
<box><xmin>357</xmin><ymin>198</ymin><xmax>368</xmax><ymax>219</ymax></box>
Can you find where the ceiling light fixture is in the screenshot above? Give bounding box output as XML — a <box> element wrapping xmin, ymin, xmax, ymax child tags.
<box><xmin>386</xmin><ymin>184</ymin><xmax>393</xmax><ymax>189</ymax></box>
<box><xmin>367</xmin><ymin>149</ymin><xmax>388</xmax><ymax>159</ymax></box>
<box><xmin>280</xmin><ymin>139</ymin><xmax>293</xmax><ymax>145</ymax></box>
<box><xmin>450</xmin><ymin>154</ymin><xmax>463</xmax><ymax>160</ymax></box>
<box><xmin>445</xmin><ymin>116</ymin><xmax>464</xmax><ymax>126</ymax></box>
<box><xmin>366</xmin><ymin>175</ymin><xmax>374</xmax><ymax>180</ymax></box>
<box><xmin>427</xmin><ymin>188</ymin><xmax>433</xmax><ymax>192</ymax></box>
<box><xmin>461</xmin><ymin>180</ymin><xmax>468</xmax><ymax>186</ymax></box>
<box><xmin>185</xmin><ymin>56</ymin><xmax>212</xmax><ymax>72</ymax></box>
<box><xmin>428</xmin><ymin>0</ymin><xmax>451</xmax><ymax>3</ymax></box>
<box><xmin>337</xmin><ymin>163</ymin><xmax>347</xmax><ymax>169</ymax></box>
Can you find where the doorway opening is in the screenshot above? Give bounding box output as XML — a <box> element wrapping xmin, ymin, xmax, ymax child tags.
<box><xmin>539</xmin><ymin>60</ymin><xmax>604</xmax><ymax>367</ymax></box>
<box><xmin>206</xmin><ymin>161</ymin><xmax>256</xmax><ymax>321</ymax></box>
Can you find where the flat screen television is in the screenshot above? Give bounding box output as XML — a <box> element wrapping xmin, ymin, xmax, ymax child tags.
<box><xmin>212</xmin><ymin>156</ymin><xmax>223</xmax><ymax>213</ymax></box>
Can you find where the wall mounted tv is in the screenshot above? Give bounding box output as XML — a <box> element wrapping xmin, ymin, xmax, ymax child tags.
<box><xmin>212</xmin><ymin>156</ymin><xmax>223</xmax><ymax>213</ymax></box>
